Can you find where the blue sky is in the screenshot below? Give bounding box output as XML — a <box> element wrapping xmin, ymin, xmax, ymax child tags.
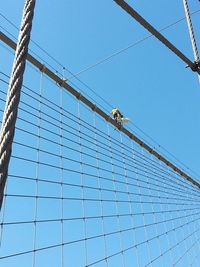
<box><xmin>0</xmin><ymin>1</ymin><xmax>200</xmax><ymax>267</ymax></box>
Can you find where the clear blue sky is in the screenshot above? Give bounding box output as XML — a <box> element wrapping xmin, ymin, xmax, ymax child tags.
<box><xmin>0</xmin><ymin>1</ymin><xmax>200</xmax><ymax>267</ymax></box>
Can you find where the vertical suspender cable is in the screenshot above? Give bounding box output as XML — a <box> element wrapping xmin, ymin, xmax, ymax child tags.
<box><xmin>183</xmin><ymin>0</ymin><xmax>199</xmax><ymax>63</ymax></box>
<box><xmin>183</xmin><ymin>0</ymin><xmax>200</xmax><ymax>81</ymax></box>
<box><xmin>60</xmin><ymin>68</ymin><xmax>64</xmax><ymax>267</ymax></box>
<box><xmin>0</xmin><ymin>0</ymin><xmax>36</xmax><ymax>209</ymax></box>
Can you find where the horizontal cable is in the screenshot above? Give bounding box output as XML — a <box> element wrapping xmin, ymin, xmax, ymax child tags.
<box><xmin>1</xmin><ymin>78</ymin><xmax>199</xmax><ymax>197</ymax></box>
<box><xmin>2</xmin><ymin>206</ymin><xmax>200</xmax><ymax>226</ymax></box>
<box><xmin>1</xmin><ymin>54</ymin><xmax>199</xmax><ymax>186</ymax></box>
<box><xmin>9</xmin><ymin>112</ymin><xmax>200</xmax><ymax>197</ymax></box>
<box><xmin>19</xmin><ymin>83</ymin><xmax>200</xmax><ymax>183</ymax></box>
<box><xmin>173</xmin><ymin>234</ymin><xmax>200</xmax><ymax>266</ymax></box>
<box><xmin>6</xmin><ymin>166</ymin><xmax>200</xmax><ymax>204</ymax></box>
<box><xmin>14</xmin><ymin>100</ymin><xmax>200</xmax><ymax>195</ymax></box>
<box><xmin>8</xmin><ymin>173</ymin><xmax>200</xmax><ymax>203</ymax></box>
<box><xmin>1</xmin><ymin>211</ymin><xmax>199</xmax><ymax>261</ymax></box>
<box><xmin>1</xmin><ymin>80</ymin><xmax>177</xmax><ymax>180</ymax></box>
<box><xmin>87</xmin><ymin>214</ymin><xmax>200</xmax><ymax>266</ymax></box>
<box><xmin>0</xmin><ymin>32</ymin><xmax>199</xmax><ymax>190</ymax></box>
<box><xmin>1</xmin><ymin>77</ymin><xmax>198</xmax><ymax>194</ymax></box>
<box><xmin>9</xmin><ymin>140</ymin><xmax>192</xmax><ymax>199</ymax></box>
<box><xmin>18</xmin><ymin>84</ymin><xmax>200</xmax><ymax>192</ymax></box>
<box><xmin>144</xmin><ymin>222</ymin><xmax>200</xmax><ymax>267</ymax></box>
<box><xmin>2</xmin><ymin>97</ymin><xmax>200</xmax><ymax>199</ymax></box>
<box><xmin>18</xmin><ymin>84</ymin><xmax>173</xmax><ymax>170</ymax></box>
<box><xmin>5</xmin><ymin>192</ymin><xmax>200</xmax><ymax>206</ymax></box>
<box><xmin>11</xmin><ymin>140</ymin><xmax>200</xmax><ymax>200</ymax></box>
<box><xmin>13</xmin><ymin>131</ymin><xmax>200</xmax><ymax>197</ymax></box>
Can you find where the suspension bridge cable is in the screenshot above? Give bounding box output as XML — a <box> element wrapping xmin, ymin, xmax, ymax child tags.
<box><xmin>77</xmin><ymin>99</ymin><xmax>88</xmax><ymax>266</ymax></box>
<box><xmin>119</xmin><ymin>132</ymin><xmax>140</xmax><ymax>266</ymax></box>
<box><xmin>0</xmin><ymin>35</ymin><xmax>199</xmax><ymax>190</ymax></box>
<box><xmin>0</xmin><ymin>19</ymin><xmax>199</xmax><ymax>181</ymax></box>
<box><xmin>6</xmin><ymin>191</ymin><xmax>200</xmax><ymax>208</ymax></box>
<box><xmin>87</xmin><ymin>215</ymin><xmax>200</xmax><ymax>266</ymax></box>
<box><xmin>10</xmin><ymin>155</ymin><xmax>198</xmax><ymax>203</ymax></box>
<box><xmin>67</xmin><ymin>9</ymin><xmax>200</xmax><ymax>80</ymax></box>
<box><xmin>0</xmin><ymin>21</ymin><xmax>112</xmax><ymax>110</ymax></box>
<box><xmin>1</xmin><ymin>79</ymin><xmax>196</xmax><ymax>195</ymax></box>
<box><xmin>32</xmin><ymin>70</ymin><xmax>43</xmax><ymax>267</ymax></box>
<box><xmin>151</xmin><ymin>154</ymin><xmax>173</xmax><ymax>265</ymax></box>
<box><xmin>1</xmin><ymin>10</ymin><xmax>200</xmax><ymax>178</ymax></box>
<box><xmin>0</xmin><ymin>37</ymin><xmax>198</xmax><ymax>188</ymax></box>
<box><xmin>7</xmin><ymin>131</ymin><xmax>200</xmax><ymax>197</ymax></box>
<box><xmin>1</xmin><ymin>29</ymin><xmax>200</xmax><ymax>267</ymax></box>
<box><xmin>0</xmin><ymin>0</ymin><xmax>36</xmax><ymax>210</ymax></box>
<box><xmin>0</xmin><ymin>30</ymin><xmax>108</xmax><ymax>116</ymax></box>
<box><xmin>128</xmin><ymin>118</ymin><xmax>200</xmax><ymax>181</ymax></box>
<box><xmin>113</xmin><ymin>0</ymin><xmax>200</xmax><ymax>74</ymax></box>
<box><xmin>2</xmin><ymin>57</ymin><xmax>199</xmax><ymax>187</ymax></box>
<box><xmin>1</xmin><ymin>9</ymin><xmax>200</xmax><ymax>81</ymax></box>
<box><xmin>0</xmin><ymin>6</ymin><xmax>200</xmax><ymax>266</ymax></box>
<box><xmin>59</xmin><ymin>71</ymin><xmax>65</xmax><ymax>267</ymax></box>
<box><xmin>4</xmin><ymin>126</ymin><xmax>200</xmax><ymax>202</ymax></box>
<box><xmin>0</xmin><ymin>77</ymin><xmax>198</xmax><ymax>195</ymax></box>
<box><xmin>18</xmin><ymin>85</ymin><xmax>200</xmax><ymax>185</ymax></box>
<box><xmin>1</xmin><ymin>208</ymin><xmax>200</xmax><ymax>260</ymax></box>
<box><xmin>183</xmin><ymin>1</ymin><xmax>199</xmax><ymax>64</ymax></box>
<box><xmin>6</xmin><ymin>172</ymin><xmax>199</xmax><ymax>202</ymax></box>
<box><xmin>0</xmin><ymin>25</ymin><xmax>199</xmax><ymax>183</ymax></box>
<box><xmin>2</xmin><ymin>206</ymin><xmax>199</xmax><ymax>226</ymax></box>
<box><xmin>2</xmin><ymin>13</ymin><xmax>199</xmax><ymax>181</ymax></box>
<box><xmin>93</xmin><ymin>113</ymin><xmax>109</xmax><ymax>267</ymax></box>
<box><xmin>7</xmin><ymin>152</ymin><xmax>199</xmax><ymax>199</ymax></box>
<box><xmin>0</xmin><ymin>25</ymin><xmax>60</xmax><ymax>75</ymax></box>
<box><xmin>144</xmin><ymin>226</ymin><xmax>200</xmax><ymax>266</ymax></box>
<box><xmin>183</xmin><ymin>0</ymin><xmax>200</xmax><ymax>82</ymax></box>
<box><xmin>5</xmin><ymin>120</ymin><xmax>200</xmax><ymax>200</ymax></box>
<box><xmin>0</xmin><ymin>12</ymin><xmax>64</xmax><ymax>70</ymax></box>
<box><xmin>0</xmin><ymin>105</ymin><xmax>199</xmax><ymax>201</ymax></box>
<box><xmin>12</xmin><ymin>142</ymin><xmax>200</xmax><ymax>203</ymax></box>
<box><xmin>175</xmin><ymin>236</ymin><xmax>200</xmax><ymax>266</ymax></box>
<box><xmin>1</xmin><ymin>76</ymin><xmax>200</xmax><ymax>266</ymax></box>
<box><xmin>12</xmin><ymin>119</ymin><xmax>198</xmax><ymax>196</ymax></box>
<box><xmin>1</xmin><ymin>89</ymin><xmax>199</xmax><ymax>196</ymax></box>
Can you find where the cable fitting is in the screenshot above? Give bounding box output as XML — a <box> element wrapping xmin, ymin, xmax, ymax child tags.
<box><xmin>39</xmin><ymin>64</ymin><xmax>46</xmax><ymax>73</ymax></box>
<box><xmin>91</xmin><ymin>104</ymin><xmax>97</xmax><ymax>111</ymax></box>
<box><xmin>190</xmin><ymin>60</ymin><xmax>200</xmax><ymax>72</ymax></box>
<box><xmin>76</xmin><ymin>92</ymin><xmax>82</xmax><ymax>100</ymax></box>
<box><xmin>59</xmin><ymin>78</ymin><xmax>67</xmax><ymax>87</ymax></box>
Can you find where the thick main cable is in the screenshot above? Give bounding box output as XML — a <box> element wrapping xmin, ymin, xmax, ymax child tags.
<box><xmin>0</xmin><ymin>0</ymin><xmax>36</xmax><ymax>209</ymax></box>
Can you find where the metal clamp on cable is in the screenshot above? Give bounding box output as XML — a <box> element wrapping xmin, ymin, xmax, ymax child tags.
<box><xmin>59</xmin><ymin>78</ymin><xmax>67</xmax><ymax>87</ymax></box>
<box><xmin>40</xmin><ymin>64</ymin><xmax>46</xmax><ymax>73</ymax></box>
<box><xmin>76</xmin><ymin>92</ymin><xmax>82</xmax><ymax>100</ymax></box>
<box><xmin>191</xmin><ymin>60</ymin><xmax>200</xmax><ymax>72</ymax></box>
<box><xmin>185</xmin><ymin>61</ymin><xmax>200</xmax><ymax>72</ymax></box>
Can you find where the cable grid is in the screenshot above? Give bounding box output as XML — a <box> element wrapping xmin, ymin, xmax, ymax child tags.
<box><xmin>0</xmin><ymin>1</ymin><xmax>200</xmax><ymax>266</ymax></box>
<box><xmin>0</xmin><ymin>69</ymin><xmax>200</xmax><ymax>266</ymax></box>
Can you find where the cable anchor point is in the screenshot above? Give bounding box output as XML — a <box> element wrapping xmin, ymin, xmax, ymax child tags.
<box><xmin>186</xmin><ymin>60</ymin><xmax>200</xmax><ymax>72</ymax></box>
<box><xmin>191</xmin><ymin>60</ymin><xmax>200</xmax><ymax>72</ymax></box>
